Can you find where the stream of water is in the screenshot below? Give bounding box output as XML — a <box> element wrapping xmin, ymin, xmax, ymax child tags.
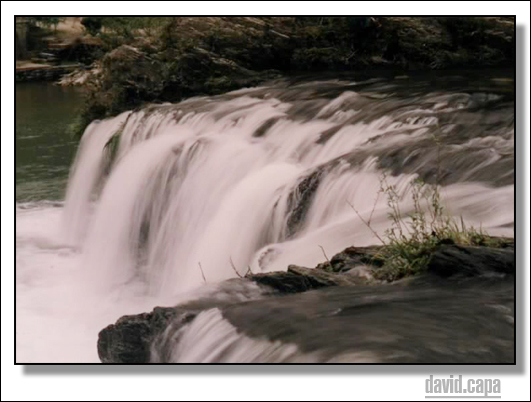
<box><xmin>16</xmin><ymin>72</ymin><xmax>514</xmax><ymax>362</ymax></box>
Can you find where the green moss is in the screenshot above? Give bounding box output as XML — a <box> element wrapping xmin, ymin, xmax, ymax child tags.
<box><xmin>66</xmin><ymin>115</ymin><xmax>87</xmax><ymax>140</ymax></box>
<box><xmin>104</xmin><ymin>124</ymin><xmax>123</xmax><ymax>162</ymax></box>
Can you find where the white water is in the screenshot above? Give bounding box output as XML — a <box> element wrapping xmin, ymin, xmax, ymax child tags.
<box><xmin>62</xmin><ymin>112</ymin><xmax>131</xmax><ymax>246</ymax></box>
<box><xmin>153</xmin><ymin>308</ymin><xmax>379</xmax><ymax>363</ymax></box>
<box><xmin>16</xmin><ymin>80</ymin><xmax>514</xmax><ymax>362</ymax></box>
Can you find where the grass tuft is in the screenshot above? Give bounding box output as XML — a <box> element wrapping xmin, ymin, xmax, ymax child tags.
<box><xmin>350</xmin><ymin>173</ymin><xmax>502</xmax><ymax>282</ymax></box>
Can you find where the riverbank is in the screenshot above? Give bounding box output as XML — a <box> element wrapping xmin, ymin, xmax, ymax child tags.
<box><xmin>16</xmin><ymin>62</ymin><xmax>81</xmax><ymax>82</ymax></box>
<box><xmin>53</xmin><ymin>17</ymin><xmax>514</xmax><ymax>137</ymax></box>
<box><xmin>98</xmin><ymin>239</ymin><xmax>514</xmax><ymax>363</ymax></box>
<box><xmin>16</xmin><ymin>17</ymin><xmax>98</xmax><ymax>82</ymax></box>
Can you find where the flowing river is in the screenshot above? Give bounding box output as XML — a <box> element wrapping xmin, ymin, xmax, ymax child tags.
<box><xmin>16</xmin><ymin>72</ymin><xmax>514</xmax><ymax>363</ymax></box>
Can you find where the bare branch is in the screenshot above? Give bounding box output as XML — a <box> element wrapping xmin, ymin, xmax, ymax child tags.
<box><xmin>198</xmin><ymin>262</ymin><xmax>207</xmax><ymax>283</ymax></box>
<box><xmin>318</xmin><ymin>245</ymin><xmax>333</xmax><ymax>271</ymax></box>
<box><xmin>246</xmin><ymin>265</ymin><xmax>254</xmax><ymax>276</ymax></box>
<box><xmin>347</xmin><ymin>200</ymin><xmax>386</xmax><ymax>245</ymax></box>
<box><xmin>229</xmin><ymin>256</ymin><xmax>243</xmax><ymax>278</ymax></box>
<box><xmin>367</xmin><ymin>189</ymin><xmax>381</xmax><ymax>227</ymax></box>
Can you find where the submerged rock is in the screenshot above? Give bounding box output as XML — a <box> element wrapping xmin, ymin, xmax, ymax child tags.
<box><xmin>220</xmin><ymin>277</ymin><xmax>514</xmax><ymax>363</ymax></box>
<box><xmin>98</xmin><ymin>279</ymin><xmax>268</xmax><ymax>363</ymax></box>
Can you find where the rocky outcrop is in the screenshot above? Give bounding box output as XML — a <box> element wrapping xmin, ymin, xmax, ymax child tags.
<box><xmin>427</xmin><ymin>243</ymin><xmax>514</xmax><ymax>278</ymax></box>
<box><xmin>248</xmin><ymin>263</ymin><xmax>369</xmax><ymax>293</ymax></box>
<box><xmin>61</xmin><ymin>17</ymin><xmax>514</xmax><ymax>137</ymax></box>
<box><xmin>58</xmin><ymin>63</ymin><xmax>101</xmax><ymax>86</ymax></box>
<box><xmin>98</xmin><ymin>307</ymin><xmax>191</xmax><ymax>363</ymax></box>
<box><xmin>98</xmin><ymin>312</ymin><xmax>153</xmax><ymax>363</ymax></box>
<box><xmin>247</xmin><ymin>240</ymin><xmax>516</xmax><ymax>295</ymax></box>
<box><xmin>98</xmin><ymin>279</ymin><xmax>267</xmax><ymax>363</ymax></box>
<box><xmin>97</xmin><ymin>239</ymin><xmax>514</xmax><ymax>363</ymax></box>
<box><xmin>315</xmin><ymin>246</ymin><xmax>384</xmax><ymax>272</ymax></box>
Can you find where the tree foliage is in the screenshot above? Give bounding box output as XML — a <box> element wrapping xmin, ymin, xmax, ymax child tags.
<box><xmin>20</xmin><ymin>17</ymin><xmax>66</xmax><ymax>30</ymax></box>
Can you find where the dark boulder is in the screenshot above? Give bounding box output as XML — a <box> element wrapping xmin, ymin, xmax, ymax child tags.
<box><xmin>248</xmin><ymin>270</ymin><xmax>314</xmax><ymax>293</ymax></box>
<box><xmin>427</xmin><ymin>244</ymin><xmax>515</xmax><ymax>278</ymax></box>
<box><xmin>287</xmin><ymin>265</ymin><xmax>360</xmax><ymax>287</ymax></box>
<box><xmin>98</xmin><ymin>307</ymin><xmax>190</xmax><ymax>363</ymax></box>
<box><xmin>98</xmin><ymin>313</ymin><xmax>152</xmax><ymax>363</ymax></box>
<box><xmin>316</xmin><ymin>246</ymin><xmax>384</xmax><ymax>273</ymax></box>
<box><xmin>285</xmin><ymin>170</ymin><xmax>324</xmax><ymax>238</ymax></box>
<box><xmin>248</xmin><ymin>260</ymin><xmax>372</xmax><ymax>294</ymax></box>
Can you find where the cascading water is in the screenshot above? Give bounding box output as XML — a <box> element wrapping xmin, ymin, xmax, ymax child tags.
<box><xmin>16</xmin><ymin>73</ymin><xmax>514</xmax><ymax>362</ymax></box>
<box><xmin>62</xmin><ymin>112</ymin><xmax>132</xmax><ymax>246</ymax></box>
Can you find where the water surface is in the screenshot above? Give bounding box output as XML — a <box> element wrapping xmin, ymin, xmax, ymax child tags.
<box><xmin>15</xmin><ymin>73</ymin><xmax>514</xmax><ymax>363</ymax></box>
<box><xmin>16</xmin><ymin>82</ymin><xmax>83</xmax><ymax>201</ymax></box>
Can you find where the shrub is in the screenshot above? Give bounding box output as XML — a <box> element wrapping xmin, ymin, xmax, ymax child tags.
<box><xmin>349</xmin><ymin>137</ymin><xmax>499</xmax><ymax>282</ymax></box>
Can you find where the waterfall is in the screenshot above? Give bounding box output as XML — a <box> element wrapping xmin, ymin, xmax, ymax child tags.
<box><xmin>62</xmin><ymin>112</ymin><xmax>131</xmax><ymax>245</ymax></box>
<box><xmin>151</xmin><ymin>308</ymin><xmax>334</xmax><ymax>363</ymax></box>
<box><xmin>62</xmin><ymin>79</ymin><xmax>514</xmax><ymax>298</ymax></box>
<box><xmin>13</xmin><ymin>76</ymin><xmax>513</xmax><ymax>362</ymax></box>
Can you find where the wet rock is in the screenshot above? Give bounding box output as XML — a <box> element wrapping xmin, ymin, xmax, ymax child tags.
<box><xmin>100</xmin><ymin>263</ymin><xmax>515</xmax><ymax>363</ymax></box>
<box><xmin>248</xmin><ymin>240</ymin><xmax>514</xmax><ymax>294</ymax></box>
<box><xmin>315</xmin><ymin>246</ymin><xmax>384</xmax><ymax>273</ymax></box>
<box><xmin>247</xmin><ymin>264</ymin><xmax>355</xmax><ymax>294</ymax></box>
<box><xmin>287</xmin><ymin>265</ymin><xmax>358</xmax><ymax>287</ymax></box>
<box><xmin>98</xmin><ymin>279</ymin><xmax>270</xmax><ymax>363</ymax></box>
<box><xmin>248</xmin><ymin>260</ymin><xmax>371</xmax><ymax>294</ymax></box>
<box><xmin>222</xmin><ymin>278</ymin><xmax>514</xmax><ymax>363</ymax></box>
<box><xmin>98</xmin><ymin>307</ymin><xmax>188</xmax><ymax>363</ymax></box>
<box><xmin>98</xmin><ymin>239</ymin><xmax>514</xmax><ymax>363</ymax></box>
<box><xmin>316</xmin><ymin>125</ymin><xmax>342</xmax><ymax>144</ymax></box>
<box><xmin>285</xmin><ymin>170</ymin><xmax>325</xmax><ymax>238</ymax></box>
<box><xmin>248</xmin><ymin>270</ymin><xmax>314</xmax><ymax>293</ymax></box>
<box><xmin>253</xmin><ymin>117</ymin><xmax>282</xmax><ymax>137</ymax></box>
<box><xmin>343</xmin><ymin>265</ymin><xmax>374</xmax><ymax>282</ymax></box>
<box><xmin>98</xmin><ymin>313</ymin><xmax>152</xmax><ymax>363</ymax></box>
<box><xmin>427</xmin><ymin>244</ymin><xmax>514</xmax><ymax>278</ymax></box>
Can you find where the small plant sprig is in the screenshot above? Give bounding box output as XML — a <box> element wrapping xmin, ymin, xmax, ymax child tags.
<box><xmin>349</xmin><ymin>136</ymin><xmax>498</xmax><ymax>282</ymax></box>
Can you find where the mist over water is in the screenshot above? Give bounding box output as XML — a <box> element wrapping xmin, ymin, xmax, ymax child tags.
<box><xmin>16</xmin><ymin>73</ymin><xmax>514</xmax><ymax>362</ymax></box>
